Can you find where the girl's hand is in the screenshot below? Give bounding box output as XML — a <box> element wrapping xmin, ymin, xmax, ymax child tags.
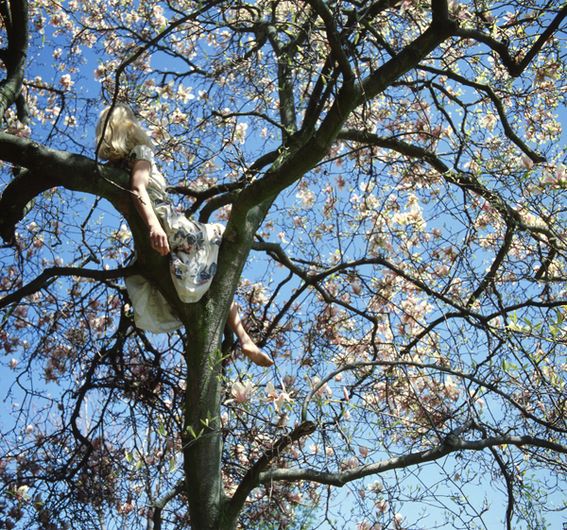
<box><xmin>149</xmin><ymin>224</ymin><xmax>170</xmax><ymax>256</ymax></box>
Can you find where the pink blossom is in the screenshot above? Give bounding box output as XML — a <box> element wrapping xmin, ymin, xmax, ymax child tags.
<box><xmin>152</xmin><ymin>5</ymin><xmax>168</xmax><ymax>28</ymax></box>
<box><xmin>375</xmin><ymin>499</ymin><xmax>388</xmax><ymax>512</ymax></box>
<box><xmin>296</xmin><ymin>188</ymin><xmax>316</xmax><ymax>208</ymax></box>
<box><xmin>340</xmin><ymin>456</ymin><xmax>359</xmax><ymax>470</ymax></box>
<box><xmin>234</xmin><ymin>122</ymin><xmax>248</xmax><ymax>144</ymax></box>
<box><xmin>265</xmin><ymin>382</ymin><xmax>293</xmax><ymax>412</ymax></box>
<box><xmin>231</xmin><ymin>381</ymin><xmax>255</xmax><ymax>403</ymax></box>
<box><xmin>15</xmin><ymin>485</ymin><xmax>30</xmax><ymax>500</ymax></box>
<box><xmin>59</xmin><ymin>74</ymin><xmax>74</xmax><ymax>90</ymax></box>
<box><xmin>521</xmin><ymin>155</ymin><xmax>534</xmax><ymax>170</ymax></box>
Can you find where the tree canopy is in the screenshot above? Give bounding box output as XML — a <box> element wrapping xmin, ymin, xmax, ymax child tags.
<box><xmin>0</xmin><ymin>0</ymin><xmax>566</xmax><ymax>529</ymax></box>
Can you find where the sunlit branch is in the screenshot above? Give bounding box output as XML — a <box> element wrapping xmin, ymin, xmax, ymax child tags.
<box><xmin>185</xmin><ymin>149</ymin><xmax>280</xmax><ymax>220</ymax></box>
<box><xmin>455</xmin><ymin>5</ymin><xmax>567</xmax><ymax>77</ymax></box>
<box><xmin>344</xmin><ymin>0</ymin><xmax>400</xmax><ymax>26</ymax></box>
<box><xmin>259</xmin><ymin>435</ymin><xmax>567</xmax><ymax>486</ymax></box>
<box><xmin>198</xmin><ymin>190</ymin><xmax>240</xmax><ymax>223</ymax></box>
<box><xmin>361</xmin><ymin>3</ymin><xmax>456</xmax><ymax>98</ymax></box>
<box><xmin>260</xmin><ymin>279</ymin><xmax>310</xmax><ymax>346</ymax></box>
<box><xmin>301</xmin><ymin>57</ymin><xmax>337</xmax><ymax>134</ymax></box>
<box><xmin>398</xmin><ymin>311</ymin><xmax>464</xmax><ymax>355</ymax></box>
<box><xmin>211</xmin><ymin>110</ymin><xmax>287</xmax><ymax>133</ymax></box>
<box><xmin>534</xmin><ymin>243</ymin><xmax>559</xmax><ymax>281</ymax></box>
<box><xmin>427</xmin><ymin>82</ymin><xmax>464</xmax><ymax>146</ymax></box>
<box><xmin>421</xmin><ymin>65</ymin><xmax>545</xmax><ymax>162</ymax></box>
<box><xmin>482</xmin><ymin>299</ymin><xmax>567</xmax><ymax>322</ymax></box>
<box><xmin>168</xmin><ymin>180</ymin><xmax>243</xmax><ymax>202</ymax></box>
<box><xmin>236</xmin><ymin>7</ymin><xmax>457</xmax><ymax>210</ymax></box>
<box><xmin>252</xmin><ymin>240</ymin><xmax>379</xmax><ymax>324</ymax></box>
<box><xmin>466</xmin><ymin>224</ymin><xmax>515</xmax><ymax>307</ymax></box>
<box><xmin>148</xmin><ymin>480</ymin><xmax>185</xmax><ymax>530</ymax></box>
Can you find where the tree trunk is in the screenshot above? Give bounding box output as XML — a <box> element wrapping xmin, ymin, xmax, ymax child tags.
<box><xmin>179</xmin><ymin>198</ymin><xmax>272</xmax><ymax>529</ymax></box>
<box><xmin>182</xmin><ymin>300</ymin><xmax>228</xmax><ymax>529</ymax></box>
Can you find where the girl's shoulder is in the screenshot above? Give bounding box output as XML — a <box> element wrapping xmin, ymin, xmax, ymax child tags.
<box><xmin>129</xmin><ymin>144</ymin><xmax>155</xmax><ymax>164</ymax></box>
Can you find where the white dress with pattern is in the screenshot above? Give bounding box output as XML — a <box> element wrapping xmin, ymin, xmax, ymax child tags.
<box><xmin>125</xmin><ymin>145</ymin><xmax>224</xmax><ymax>333</ymax></box>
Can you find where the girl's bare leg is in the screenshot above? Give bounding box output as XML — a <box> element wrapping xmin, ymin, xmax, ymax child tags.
<box><xmin>228</xmin><ymin>302</ymin><xmax>273</xmax><ymax>367</ymax></box>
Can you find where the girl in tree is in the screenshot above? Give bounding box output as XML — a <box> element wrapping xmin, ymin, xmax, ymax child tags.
<box><xmin>96</xmin><ymin>104</ymin><xmax>273</xmax><ymax>367</ymax></box>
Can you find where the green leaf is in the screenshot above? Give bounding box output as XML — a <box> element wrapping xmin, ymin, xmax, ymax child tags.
<box><xmin>157</xmin><ymin>422</ymin><xmax>166</xmax><ymax>437</ymax></box>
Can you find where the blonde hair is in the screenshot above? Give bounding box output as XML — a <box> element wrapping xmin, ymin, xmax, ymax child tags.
<box><xmin>95</xmin><ymin>104</ymin><xmax>154</xmax><ymax>161</ymax></box>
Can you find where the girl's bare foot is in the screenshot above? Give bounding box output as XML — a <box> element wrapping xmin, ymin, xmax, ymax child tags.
<box><xmin>241</xmin><ymin>341</ymin><xmax>274</xmax><ymax>367</ymax></box>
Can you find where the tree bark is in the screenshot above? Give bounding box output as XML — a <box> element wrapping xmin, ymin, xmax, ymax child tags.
<box><xmin>182</xmin><ymin>310</ymin><xmax>226</xmax><ymax>529</ymax></box>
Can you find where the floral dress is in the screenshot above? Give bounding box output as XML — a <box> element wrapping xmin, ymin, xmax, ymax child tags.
<box><xmin>124</xmin><ymin>144</ymin><xmax>224</xmax><ymax>333</ymax></box>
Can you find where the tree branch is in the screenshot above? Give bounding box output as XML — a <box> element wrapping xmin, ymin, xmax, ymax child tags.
<box><xmin>306</xmin><ymin>0</ymin><xmax>354</xmax><ymax>80</ymax></box>
<box><xmin>489</xmin><ymin>447</ymin><xmax>515</xmax><ymax>530</ymax></box>
<box><xmin>0</xmin><ymin>133</ymin><xmax>132</xmax><ymax>242</ymax></box>
<box><xmin>0</xmin><ymin>265</ymin><xmax>139</xmax><ymax>310</ymax></box>
<box><xmin>147</xmin><ymin>480</ymin><xmax>185</xmax><ymax>530</ymax></box>
<box><xmin>0</xmin><ymin>168</ymin><xmax>55</xmax><ymax>243</ymax></box>
<box><xmin>466</xmin><ymin>224</ymin><xmax>515</xmax><ymax>307</ymax></box>
<box><xmin>0</xmin><ymin>0</ymin><xmax>28</xmax><ymax>120</ymax></box>
<box><xmin>455</xmin><ymin>5</ymin><xmax>567</xmax><ymax>77</ymax></box>
<box><xmin>300</xmin><ymin>359</ymin><xmax>566</xmax><ymax>433</ymax></box>
<box><xmin>234</xmin><ymin>11</ymin><xmax>457</xmax><ymax>211</ymax></box>
<box><xmin>225</xmin><ymin>421</ymin><xmax>317</xmax><ymax>522</ymax></box>
<box><xmin>431</xmin><ymin>0</ymin><xmax>450</xmax><ymax>24</ymax></box>
<box><xmin>421</xmin><ymin>65</ymin><xmax>545</xmax><ymax>162</ymax></box>
<box><xmin>0</xmin><ymin>132</ymin><xmax>185</xmax><ymax>318</ymax></box>
<box><xmin>252</xmin><ymin>240</ymin><xmax>379</xmax><ymax>324</ymax></box>
<box><xmin>173</xmin><ymin>148</ymin><xmax>280</xmax><ymax>218</ymax></box>
<box><xmin>336</xmin><ymin>129</ymin><xmax>559</xmax><ymax>244</ymax></box>
<box><xmin>300</xmin><ymin>56</ymin><xmax>337</xmax><ymax>134</ymax></box>
<box><xmin>360</xmin><ymin>7</ymin><xmax>457</xmax><ymax>98</ymax></box>
<box><xmin>265</xmin><ymin>24</ymin><xmax>298</xmax><ymax>137</ymax></box>
<box><xmin>259</xmin><ymin>435</ymin><xmax>567</xmax><ymax>486</ymax></box>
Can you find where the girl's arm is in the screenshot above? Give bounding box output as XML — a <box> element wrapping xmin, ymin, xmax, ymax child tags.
<box><xmin>130</xmin><ymin>160</ymin><xmax>170</xmax><ymax>256</ymax></box>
